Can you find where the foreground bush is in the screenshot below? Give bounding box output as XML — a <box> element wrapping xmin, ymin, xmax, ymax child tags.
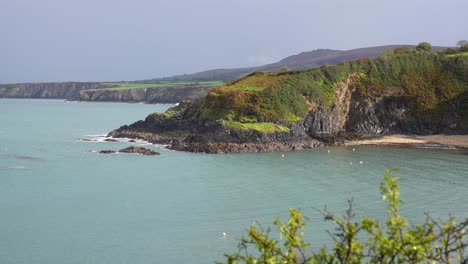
<box><xmin>219</xmin><ymin>169</ymin><xmax>468</xmax><ymax>264</ymax></box>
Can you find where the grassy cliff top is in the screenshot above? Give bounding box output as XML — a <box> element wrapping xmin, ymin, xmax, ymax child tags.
<box><xmin>222</xmin><ymin>121</ymin><xmax>290</xmax><ymax>133</ymax></box>
<box><xmin>86</xmin><ymin>80</ymin><xmax>224</xmax><ymax>91</ymax></box>
<box><xmin>198</xmin><ymin>49</ymin><xmax>468</xmax><ymax>127</ymax></box>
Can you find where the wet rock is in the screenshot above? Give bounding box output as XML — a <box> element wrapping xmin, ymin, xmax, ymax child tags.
<box><xmin>15</xmin><ymin>156</ymin><xmax>45</xmax><ymax>162</ymax></box>
<box><xmin>119</xmin><ymin>146</ymin><xmax>160</xmax><ymax>156</ymax></box>
<box><xmin>99</xmin><ymin>150</ymin><xmax>116</xmax><ymax>154</ymax></box>
<box><xmin>104</xmin><ymin>138</ymin><xmax>118</xmax><ymax>142</ymax></box>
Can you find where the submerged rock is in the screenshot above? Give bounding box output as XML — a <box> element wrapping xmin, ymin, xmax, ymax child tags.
<box><xmin>15</xmin><ymin>156</ymin><xmax>45</xmax><ymax>161</ymax></box>
<box><xmin>104</xmin><ymin>138</ymin><xmax>119</xmax><ymax>142</ymax></box>
<box><xmin>99</xmin><ymin>150</ymin><xmax>116</xmax><ymax>154</ymax></box>
<box><xmin>118</xmin><ymin>146</ymin><xmax>160</xmax><ymax>156</ymax></box>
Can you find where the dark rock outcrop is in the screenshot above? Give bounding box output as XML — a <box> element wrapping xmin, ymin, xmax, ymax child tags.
<box><xmin>99</xmin><ymin>150</ymin><xmax>116</xmax><ymax>154</ymax></box>
<box><xmin>109</xmin><ymin>101</ymin><xmax>324</xmax><ymax>153</ymax></box>
<box><xmin>99</xmin><ymin>146</ymin><xmax>160</xmax><ymax>155</ymax></box>
<box><xmin>119</xmin><ymin>146</ymin><xmax>160</xmax><ymax>155</ymax></box>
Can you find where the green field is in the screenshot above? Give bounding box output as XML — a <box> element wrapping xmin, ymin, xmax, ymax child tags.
<box><xmin>94</xmin><ymin>81</ymin><xmax>224</xmax><ymax>91</ymax></box>
<box><xmin>447</xmin><ymin>51</ymin><xmax>468</xmax><ymax>57</ymax></box>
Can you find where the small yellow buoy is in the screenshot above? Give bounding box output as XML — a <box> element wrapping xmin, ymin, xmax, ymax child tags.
<box><xmin>222</xmin><ymin>232</ymin><xmax>227</xmax><ymax>238</ymax></box>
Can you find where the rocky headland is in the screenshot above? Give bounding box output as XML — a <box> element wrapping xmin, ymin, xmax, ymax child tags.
<box><xmin>0</xmin><ymin>82</ymin><xmax>102</xmax><ymax>100</ymax></box>
<box><xmin>79</xmin><ymin>86</ymin><xmax>212</xmax><ymax>103</ymax></box>
<box><xmin>109</xmin><ymin>49</ymin><xmax>468</xmax><ymax>153</ymax></box>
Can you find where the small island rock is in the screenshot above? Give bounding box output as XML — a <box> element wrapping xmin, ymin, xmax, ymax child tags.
<box><xmin>119</xmin><ymin>146</ymin><xmax>160</xmax><ymax>156</ymax></box>
<box><xmin>99</xmin><ymin>150</ymin><xmax>116</xmax><ymax>154</ymax></box>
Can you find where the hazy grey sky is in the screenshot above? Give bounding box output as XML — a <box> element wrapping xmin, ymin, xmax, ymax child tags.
<box><xmin>1</xmin><ymin>0</ymin><xmax>467</xmax><ymax>83</ymax></box>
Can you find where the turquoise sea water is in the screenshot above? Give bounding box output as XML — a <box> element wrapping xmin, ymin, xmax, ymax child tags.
<box><xmin>1</xmin><ymin>99</ymin><xmax>467</xmax><ymax>264</ymax></box>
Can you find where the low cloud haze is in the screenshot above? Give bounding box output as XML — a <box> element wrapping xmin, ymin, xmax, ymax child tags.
<box><xmin>1</xmin><ymin>0</ymin><xmax>467</xmax><ymax>83</ymax></box>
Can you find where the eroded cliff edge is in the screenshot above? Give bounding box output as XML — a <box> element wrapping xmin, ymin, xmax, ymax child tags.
<box><xmin>79</xmin><ymin>86</ymin><xmax>212</xmax><ymax>103</ymax></box>
<box><xmin>0</xmin><ymin>82</ymin><xmax>102</xmax><ymax>100</ymax></box>
<box><xmin>109</xmin><ymin>51</ymin><xmax>468</xmax><ymax>153</ymax></box>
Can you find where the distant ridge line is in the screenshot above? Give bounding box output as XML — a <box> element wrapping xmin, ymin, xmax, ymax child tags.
<box><xmin>153</xmin><ymin>45</ymin><xmax>449</xmax><ymax>82</ymax></box>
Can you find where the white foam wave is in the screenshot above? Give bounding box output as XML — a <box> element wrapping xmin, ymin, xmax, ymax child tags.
<box><xmin>0</xmin><ymin>165</ymin><xmax>26</xmax><ymax>170</ymax></box>
<box><xmin>84</xmin><ymin>134</ymin><xmax>107</xmax><ymax>137</ymax></box>
<box><xmin>80</xmin><ymin>134</ymin><xmax>154</xmax><ymax>146</ymax></box>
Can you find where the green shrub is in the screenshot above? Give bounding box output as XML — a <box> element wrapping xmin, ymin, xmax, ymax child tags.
<box><xmin>219</xmin><ymin>169</ymin><xmax>468</xmax><ymax>264</ymax></box>
<box><xmin>416</xmin><ymin>42</ymin><xmax>433</xmax><ymax>52</ymax></box>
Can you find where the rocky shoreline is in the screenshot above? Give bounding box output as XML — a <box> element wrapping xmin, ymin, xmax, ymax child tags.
<box><xmin>109</xmin><ymin>128</ymin><xmax>468</xmax><ymax>153</ymax></box>
<box><xmin>107</xmin><ymin>86</ymin><xmax>467</xmax><ymax>154</ymax></box>
<box><xmin>109</xmin><ymin>128</ymin><xmax>324</xmax><ymax>153</ymax></box>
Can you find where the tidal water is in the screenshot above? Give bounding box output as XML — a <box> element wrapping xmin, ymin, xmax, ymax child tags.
<box><xmin>1</xmin><ymin>99</ymin><xmax>467</xmax><ymax>264</ymax></box>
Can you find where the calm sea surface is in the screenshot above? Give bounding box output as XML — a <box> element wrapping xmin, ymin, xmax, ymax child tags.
<box><xmin>1</xmin><ymin>99</ymin><xmax>467</xmax><ymax>264</ymax></box>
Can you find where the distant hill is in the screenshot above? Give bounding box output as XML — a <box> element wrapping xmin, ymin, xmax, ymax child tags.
<box><xmin>154</xmin><ymin>45</ymin><xmax>448</xmax><ymax>82</ymax></box>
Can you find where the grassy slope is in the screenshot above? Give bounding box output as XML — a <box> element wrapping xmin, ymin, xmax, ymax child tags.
<box><xmin>198</xmin><ymin>50</ymin><xmax>468</xmax><ymax>133</ymax></box>
<box><xmin>154</xmin><ymin>45</ymin><xmax>449</xmax><ymax>82</ymax></box>
<box><xmin>447</xmin><ymin>51</ymin><xmax>468</xmax><ymax>57</ymax></box>
<box><xmin>88</xmin><ymin>81</ymin><xmax>224</xmax><ymax>91</ymax></box>
<box><xmin>222</xmin><ymin>121</ymin><xmax>290</xmax><ymax>133</ymax></box>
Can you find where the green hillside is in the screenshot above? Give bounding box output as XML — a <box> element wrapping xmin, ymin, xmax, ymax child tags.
<box><xmin>199</xmin><ymin>48</ymin><xmax>468</xmax><ymax>127</ymax></box>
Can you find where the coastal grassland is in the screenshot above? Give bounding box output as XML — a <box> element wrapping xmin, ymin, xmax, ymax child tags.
<box><xmin>222</xmin><ymin>121</ymin><xmax>290</xmax><ymax>133</ymax></box>
<box><xmin>200</xmin><ymin>50</ymin><xmax>468</xmax><ymax>125</ymax></box>
<box><xmin>94</xmin><ymin>80</ymin><xmax>223</xmax><ymax>91</ymax></box>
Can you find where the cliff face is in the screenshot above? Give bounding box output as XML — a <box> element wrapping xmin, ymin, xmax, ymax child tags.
<box><xmin>0</xmin><ymin>82</ymin><xmax>101</xmax><ymax>100</ymax></box>
<box><xmin>303</xmin><ymin>82</ymin><xmax>468</xmax><ymax>142</ymax></box>
<box><xmin>79</xmin><ymin>86</ymin><xmax>212</xmax><ymax>104</ymax></box>
<box><xmin>0</xmin><ymin>82</ymin><xmax>212</xmax><ymax>104</ymax></box>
